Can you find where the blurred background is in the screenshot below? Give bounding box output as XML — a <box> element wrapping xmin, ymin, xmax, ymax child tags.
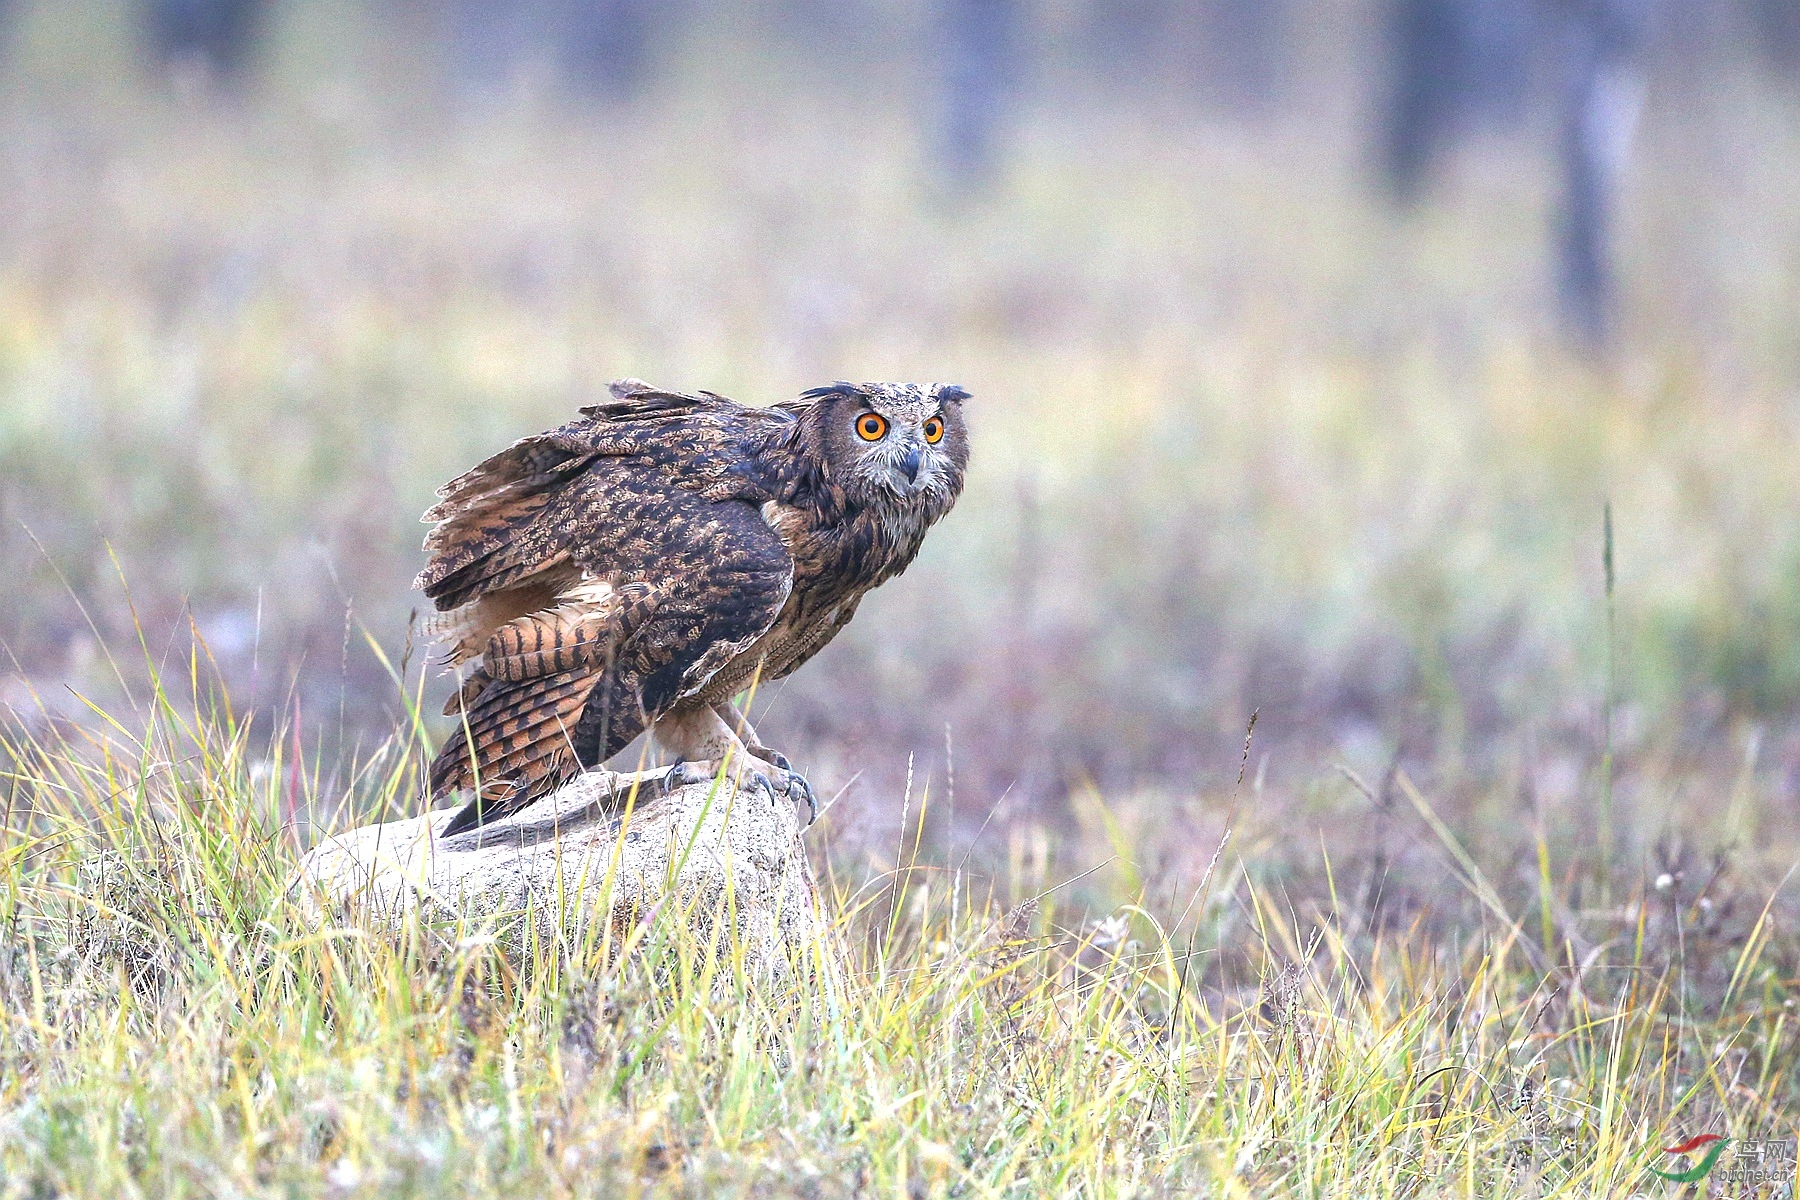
<box><xmin>1</xmin><ymin>0</ymin><xmax>1798</xmax><ymax>868</ymax></box>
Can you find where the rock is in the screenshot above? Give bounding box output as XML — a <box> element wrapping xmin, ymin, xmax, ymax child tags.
<box><xmin>290</xmin><ymin>768</ymin><xmax>838</xmax><ymax>986</ymax></box>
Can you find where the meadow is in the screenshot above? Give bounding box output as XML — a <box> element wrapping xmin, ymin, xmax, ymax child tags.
<box><xmin>2</xmin><ymin>643</ymin><xmax>1795</xmax><ymax>1197</ymax></box>
<box><xmin>2</xmin><ymin>4</ymin><xmax>1800</xmax><ymax>1195</ymax></box>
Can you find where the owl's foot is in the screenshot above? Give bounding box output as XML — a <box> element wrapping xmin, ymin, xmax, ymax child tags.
<box><xmin>742</xmin><ymin>748</ymin><xmax>815</xmax><ymax>822</ymax></box>
<box><xmin>657</xmin><ymin>757</ymin><xmax>816</xmax><ymax>825</ymax></box>
<box><xmin>739</xmin><ymin>767</ymin><xmax>816</xmax><ymax>825</ymax></box>
<box><xmin>657</xmin><ymin>759</ymin><xmax>719</xmax><ymax>794</ymax></box>
<box><xmin>746</xmin><ymin>744</ymin><xmax>793</xmax><ymax>772</ymax></box>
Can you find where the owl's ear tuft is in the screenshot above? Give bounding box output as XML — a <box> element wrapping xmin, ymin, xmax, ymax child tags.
<box><xmin>800</xmin><ymin>381</ymin><xmax>863</xmax><ymax>402</ymax></box>
<box><xmin>935</xmin><ymin>384</ymin><xmax>971</xmax><ymax>404</ymax></box>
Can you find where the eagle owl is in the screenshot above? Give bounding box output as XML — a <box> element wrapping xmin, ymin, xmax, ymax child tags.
<box><xmin>417</xmin><ymin>379</ymin><xmax>970</xmax><ymax>836</ymax></box>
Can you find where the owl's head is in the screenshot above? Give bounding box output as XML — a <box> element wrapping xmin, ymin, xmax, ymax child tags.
<box><xmin>792</xmin><ymin>381</ymin><xmax>971</xmax><ymax>511</ymax></box>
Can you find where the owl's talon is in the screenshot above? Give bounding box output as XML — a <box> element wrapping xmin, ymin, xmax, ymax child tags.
<box><xmin>659</xmin><ymin>759</ymin><xmax>715</xmax><ymax>794</ymax></box>
<box><xmin>775</xmin><ymin>768</ymin><xmax>818</xmax><ymax>826</ymax></box>
<box><xmin>740</xmin><ymin>771</ymin><xmax>777</xmax><ymax>804</ymax></box>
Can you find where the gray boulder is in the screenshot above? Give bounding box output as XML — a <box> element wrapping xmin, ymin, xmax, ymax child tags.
<box><xmin>291</xmin><ymin>769</ymin><xmax>837</xmax><ymax>985</ymax></box>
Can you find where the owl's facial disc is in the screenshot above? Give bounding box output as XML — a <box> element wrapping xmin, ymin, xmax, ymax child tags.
<box><xmin>810</xmin><ymin>380</ymin><xmax>967</xmax><ymax>508</ymax></box>
<box><xmin>852</xmin><ymin>407</ymin><xmax>943</xmax><ymax>498</ymax></box>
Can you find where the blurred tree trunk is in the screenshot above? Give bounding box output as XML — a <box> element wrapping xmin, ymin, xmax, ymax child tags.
<box><xmin>550</xmin><ymin>0</ymin><xmax>657</xmax><ymax>102</ymax></box>
<box><xmin>1377</xmin><ymin>0</ymin><xmax>1651</xmax><ymax>347</ymax></box>
<box><xmin>935</xmin><ymin>0</ymin><xmax>1022</xmax><ymax>187</ymax></box>
<box><xmin>1378</xmin><ymin>0</ymin><xmax>1532</xmax><ymax>199</ymax></box>
<box><xmin>1751</xmin><ymin>0</ymin><xmax>1800</xmax><ymax>70</ymax></box>
<box><xmin>1553</xmin><ymin>0</ymin><xmax>1652</xmax><ymax>345</ymax></box>
<box><xmin>142</xmin><ymin>0</ymin><xmax>270</xmax><ymax>86</ymax></box>
<box><xmin>1381</xmin><ymin>0</ymin><xmax>1466</xmax><ymax>198</ymax></box>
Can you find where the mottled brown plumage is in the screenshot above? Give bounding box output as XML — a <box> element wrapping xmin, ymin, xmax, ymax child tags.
<box><xmin>419</xmin><ymin>378</ymin><xmax>971</xmax><ymax>836</ymax></box>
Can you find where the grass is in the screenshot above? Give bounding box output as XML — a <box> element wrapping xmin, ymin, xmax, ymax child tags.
<box><xmin>1</xmin><ymin>644</ymin><xmax>1795</xmax><ymax>1197</ymax></box>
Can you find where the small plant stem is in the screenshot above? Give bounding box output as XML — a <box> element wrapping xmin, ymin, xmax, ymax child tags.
<box><xmin>1599</xmin><ymin>501</ymin><xmax>1616</xmax><ymax>900</ymax></box>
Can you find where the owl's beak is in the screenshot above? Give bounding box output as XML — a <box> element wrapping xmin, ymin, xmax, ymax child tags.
<box><xmin>898</xmin><ymin>445</ymin><xmax>923</xmax><ymax>485</ymax></box>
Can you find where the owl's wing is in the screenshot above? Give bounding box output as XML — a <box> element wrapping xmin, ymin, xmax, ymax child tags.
<box><xmin>416</xmin><ymin>385</ymin><xmax>771</xmax><ymax>611</ymax></box>
<box><xmin>415</xmin><ymin>419</ymin><xmax>602</xmax><ymax>612</ymax></box>
<box><xmin>429</xmin><ymin>474</ymin><xmax>795</xmax><ymax>837</ymax></box>
<box><xmin>767</xmin><ymin>595</ymin><xmax>863</xmax><ymax>683</ymax></box>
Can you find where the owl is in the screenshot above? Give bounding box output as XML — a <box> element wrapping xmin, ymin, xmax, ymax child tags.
<box><xmin>416</xmin><ymin>378</ymin><xmax>971</xmax><ymax>837</ymax></box>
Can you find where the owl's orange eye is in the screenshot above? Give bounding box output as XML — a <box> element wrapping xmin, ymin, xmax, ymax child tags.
<box><xmin>922</xmin><ymin>416</ymin><xmax>945</xmax><ymax>444</ymax></box>
<box><xmin>856</xmin><ymin>413</ymin><xmax>888</xmax><ymax>441</ymax></box>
